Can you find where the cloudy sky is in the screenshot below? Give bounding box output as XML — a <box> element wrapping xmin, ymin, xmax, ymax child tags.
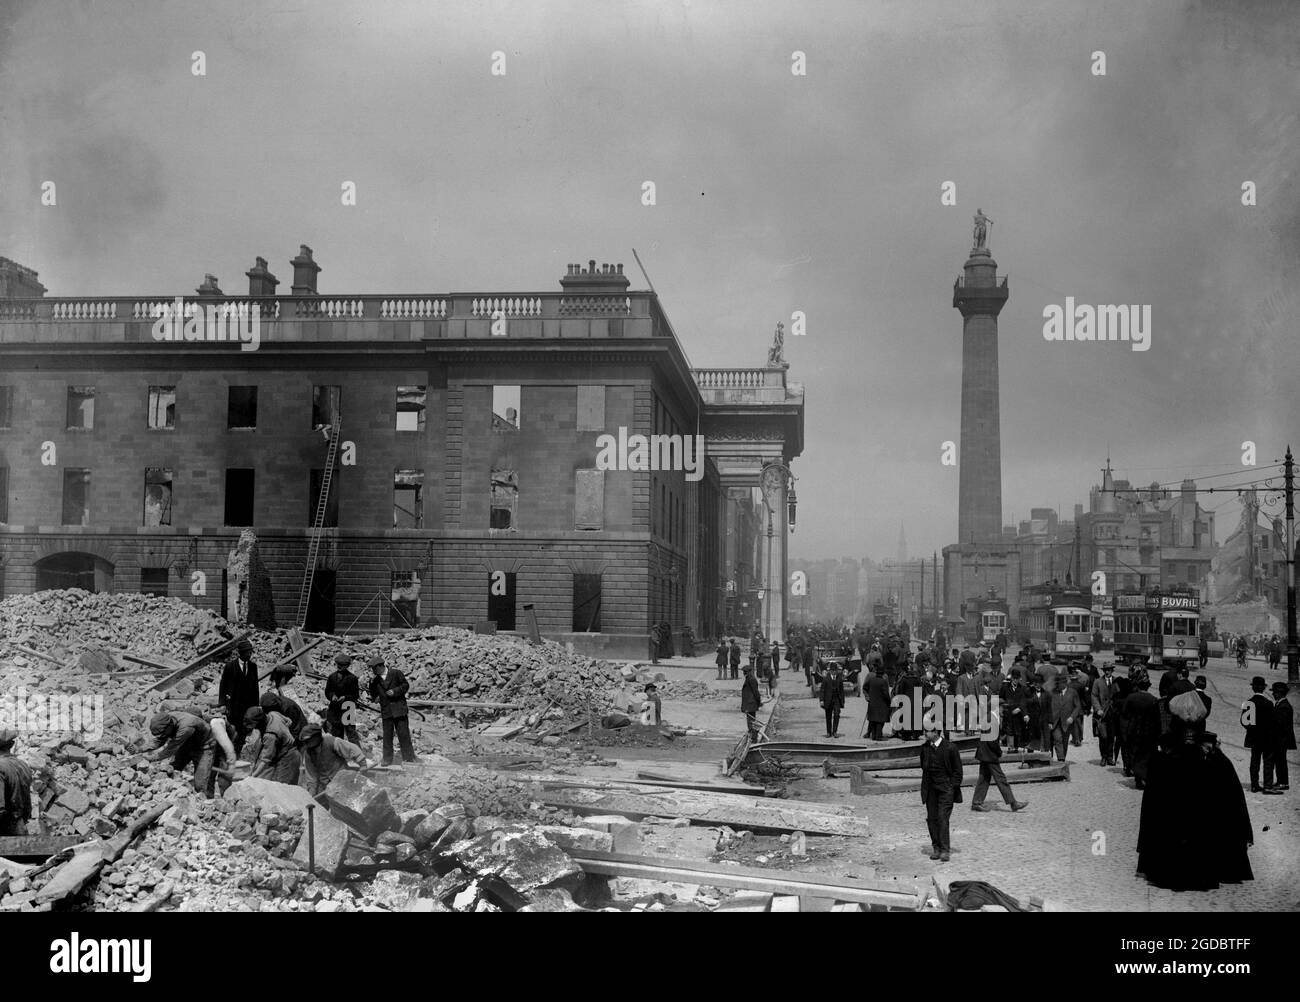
<box><xmin>3</xmin><ymin>0</ymin><xmax>1298</xmax><ymax>560</ymax></box>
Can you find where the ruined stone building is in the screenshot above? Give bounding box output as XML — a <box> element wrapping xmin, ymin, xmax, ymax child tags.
<box><xmin>0</xmin><ymin>252</ymin><xmax>803</xmax><ymax>658</ymax></box>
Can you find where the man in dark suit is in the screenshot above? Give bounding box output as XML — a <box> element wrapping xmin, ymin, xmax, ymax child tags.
<box><xmin>367</xmin><ymin>654</ymin><xmax>417</xmax><ymax>765</ymax></box>
<box><xmin>1242</xmin><ymin>675</ymin><xmax>1275</xmax><ymax>793</ymax></box>
<box><xmin>1268</xmin><ymin>681</ymin><xmax>1294</xmax><ymax>793</ymax></box>
<box><xmin>1123</xmin><ymin>671</ymin><xmax>1159</xmax><ymax>789</ymax></box>
<box><xmin>325</xmin><ymin>651</ymin><xmax>362</xmax><ymax>744</ymax></box>
<box><xmin>1049</xmin><ymin>673</ymin><xmax>1081</xmax><ymax>762</ymax></box>
<box><xmin>218</xmin><ymin>639</ymin><xmax>260</xmax><ymax>755</ymax></box>
<box><xmin>970</xmin><ymin>707</ymin><xmax>1028</xmax><ymax>813</ymax></box>
<box><xmin>740</xmin><ymin>664</ymin><xmax>763</xmax><ymax>740</ymax></box>
<box><xmin>821</xmin><ymin>661</ymin><xmax>846</xmax><ymax>737</ymax></box>
<box><xmin>865</xmin><ymin>668</ymin><xmax>892</xmax><ymax>740</ymax></box>
<box><xmin>1091</xmin><ymin>663</ymin><xmax>1119</xmax><ymax>765</ymax></box>
<box><xmin>920</xmin><ymin>725</ymin><xmax>963</xmax><ymax>862</ymax></box>
<box><xmin>729</xmin><ymin>638</ymin><xmax>742</xmax><ymax>680</ymax></box>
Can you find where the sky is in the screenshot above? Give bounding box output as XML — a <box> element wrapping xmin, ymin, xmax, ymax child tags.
<box><xmin>3</xmin><ymin>0</ymin><xmax>1298</xmax><ymax>561</ymax></box>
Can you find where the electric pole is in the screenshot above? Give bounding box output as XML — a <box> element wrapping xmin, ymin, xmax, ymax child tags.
<box><xmin>1286</xmin><ymin>446</ymin><xmax>1297</xmax><ymax>684</ymax></box>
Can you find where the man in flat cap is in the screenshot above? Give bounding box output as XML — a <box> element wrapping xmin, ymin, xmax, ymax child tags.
<box><xmin>367</xmin><ymin>654</ymin><xmax>417</xmax><ymax>765</ymax></box>
<box><xmin>218</xmin><ymin>638</ymin><xmax>261</xmax><ymax>755</ymax></box>
<box><xmin>145</xmin><ymin>710</ymin><xmax>217</xmax><ymax>796</ymax></box>
<box><xmin>325</xmin><ymin>651</ymin><xmax>362</xmax><ymax>744</ymax></box>
<box><xmin>300</xmin><ymin>723</ymin><xmax>369</xmax><ymax>797</ymax></box>
<box><xmin>0</xmin><ymin>729</ymin><xmax>33</xmax><ymax>835</ymax></box>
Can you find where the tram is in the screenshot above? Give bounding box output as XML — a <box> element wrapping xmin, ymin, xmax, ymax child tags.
<box><xmin>1112</xmin><ymin>587</ymin><xmax>1200</xmax><ymax>668</ymax></box>
<box><xmin>965</xmin><ymin>593</ymin><xmax>1009</xmax><ymax>645</ymax></box>
<box><xmin>1090</xmin><ymin>598</ymin><xmax>1114</xmax><ymax>649</ymax></box>
<box><xmin>1020</xmin><ymin>584</ymin><xmax>1093</xmax><ymax>657</ymax></box>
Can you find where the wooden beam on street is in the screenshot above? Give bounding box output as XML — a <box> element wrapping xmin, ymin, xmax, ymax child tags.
<box><xmin>847</xmin><ymin>761</ymin><xmax>1070</xmax><ymax>796</ymax></box>
<box><xmin>568</xmin><ymin>849</ymin><xmax>924</xmax><ymax>910</ymax></box>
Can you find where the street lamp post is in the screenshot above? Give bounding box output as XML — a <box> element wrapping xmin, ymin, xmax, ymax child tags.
<box><xmin>1285</xmin><ymin>446</ymin><xmax>1297</xmax><ymax>684</ymax></box>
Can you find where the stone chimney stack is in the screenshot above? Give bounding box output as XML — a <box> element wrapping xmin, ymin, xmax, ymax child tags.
<box><xmin>559</xmin><ymin>259</ymin><xmax>629</xmax><ymax>295</ymax></box>
<box><xmin>0</xmin><ymin>257</ymin><xmax>47</xmax><ymax>298</ymax></box>
<box><xmin>290</xmin><ymin>245</ymin><xmax>321</xmax><ymax>296</ymax></box>
<box><xmin>196</xmin><ymin>274</ymin><xmax>223</xmax><ymax>297</ymax></box>
<box><xmin>246</xmin><ymin>256</ymin><xmax>279</xmax><ymax>297</ymax></box>
<box><xmin>1180</xmin><ymin>479</ymin><xmax>1196</xmax><ymax>505</ymax></box>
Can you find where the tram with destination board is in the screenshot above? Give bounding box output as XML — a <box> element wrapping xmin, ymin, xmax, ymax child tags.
<box><xmin>1020</xmin><ymin>584</ymin><xmax>1093</xmax><ymax>657</ymax></box>
<box><xmin>964</xmin><ymin>592</ymin><xmax>1009</xmax><ymax>645</ymax></box>
<box><xmin>1112</xmin><ymin>587</ymin><xmax>1201</xmax><ymax>668</ymax></box>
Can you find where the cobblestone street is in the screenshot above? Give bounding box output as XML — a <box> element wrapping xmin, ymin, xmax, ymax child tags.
<box><xmin>660</xmin><ymin>650</ymin><xmax>1300</xmax><ymax>911</ymax></box>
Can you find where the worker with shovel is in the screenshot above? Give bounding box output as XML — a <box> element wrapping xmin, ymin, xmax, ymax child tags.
<box><xmin>145</xmin><ymin>711</ymin><xmax>217</xmax><ymax>796</ymax></box>
<box><xmin>0</xmin><ymin>729</ymin><xmax>33</xmax><ymax>835</ymax></box>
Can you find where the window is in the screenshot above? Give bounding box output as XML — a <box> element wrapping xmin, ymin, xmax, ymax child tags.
<box><xmin>312</xmin><ymin>385</ymin><xmax>341</xmax><ymax>429</ymax></box>
<box><xmin>0</xmin><ymin>386</ymin><xmax>12</xmax><ymax>428</ymax></box>
<box><xmin>228</xmin><ymin>386</ymin><xmax>258</xmax><ymax>429</ymax></box>
<box><xmin>140</xmin><ymin>567</ymin><xmax>169</xmax><ymax>598</ymax></box>
<box><xmin>491</xmin><ymin>385</ymin><xmax>520</xmax><ymax>431</ymax></box>
<box><xmin>308</xmin><ymin>469</ymin><xmax>339</xmax><ymax>527</ymax></box>
<box><xmin>575</xmin><ymin>469</ymin><xmax>604</xmax><ymax>530</ymax></box>
<box><xmin>490</xmin><ymin>469</ymin><xmax>517</xmax><ymax>530</ymax></box>
<box><xmin>143</xmin><ymin>468</ymin><xmax>173</xmax><ymax>526</ymax></box>
<box><xmin>390</xmin><ymin>571</ymin><xmax>420</xmax><ymax>628</ymax></box>
<box><xmin>396</xmin><ymin>386</ymin><xmax>426</xmax><ymax>432</ymax></box>
<box><xmin>67</xmin><ymin>386</ymin><xmax>95</xmax><ymax>430</ymax></box>
<box><xmin>573</xmin><ymin>573</ymin><xmax>602</xmax><ymax>632</ymax></box>
<box><xmin>147</xmin><ymin>386</ymin><xmax>176</xmax><ymax>429</ymax></box>
<box><xmin>224</xmin><ymin>468</ymin><xmax>255</xmax><ymax>526</ymax></box>
<box><xmin>488</xmin><ymin>571</ymin><xmax>517</xmax><ymax>630</ymax></box>
<box><xmin>62</xmin><ymin>468</ymin><xmax>90</xmax><ymax>525</ymax></box>
<box><xmin>577</xmin><ymin>385</ymin><xmax>605</xmax><ymax>432</ymax></box>
<box><xmin>0</xmin><ymin>467</ymin><xmax>7</xmax><ymax>523</ymax></box>
<box><xmin>394</xmin><ymin>470</ymin><xmax>424</xmax><ymax>528</ymax></box>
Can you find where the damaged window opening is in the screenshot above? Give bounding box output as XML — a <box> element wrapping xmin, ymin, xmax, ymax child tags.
<box><xmin>224</xmin><ymin>468</ymin><xmax>255</xmax><ymax>526</ymax></box>
<box><xmin>228</xmin><ymin>386</ymin><xmax>258</xmax><ymax>429</ymax></box>
<box><xmin>394</xmin><ymin>470</ymin><xmax>424</xmax><ymax>528</ymax></box>
<box><xmin>0</xmin><ymin>466</ymin><xmax>8</xmax><ymax>523</ymax></box>
<box><xmin>140</xmin><ymin>566</ymin><xmax>169</xmax><ymax>598</ymax></box>
<box><xmin>0</xmin><ymin>386</ymin><xmax>13</xmax><ymax>429</ymax></box>
<box><xmin>487</xmin><ymin>571</ymin><xmax>516</xmax><ymax>631</ymax></box>
<box><xmin>573</xmin><ymin>573</ymin><xmax>602</xmax><ymax>632</ymax></box>
<box><xmin>390</xmin><ymin>570</ymin><xmax>420</xmax><ymax>628</ymax></box>
<box><xmin>147</xmin><ymin>385</ymin><xmax>176</xmax><ymax>429</ymax></box>
<box><xmin>308</xmin><ymin>468</ymin><xmax>340</xmax><ymax>527</ymax></box>
<box><xmin>490</xmin><ymin>468</ymin><xmax>518</xmax><ymax>530</ymax></box>
<box><xmin>143</xmin><ymin>468</ymin><xmax>173</xmax><ymax>526</ymax></box>
<box><xmin>312</xmin><ymin>385</ymin><xmax>341</xmax><ymax>430</ymax></box>
<box><xmin>576</xmin><ymin>385</ymin><xmax>605</xmax><ymax>432</ymax></box>
<box><xmin>62</xmin><ymin>468</ymin><xmax>91</xmax><ymax>526</ymax></box>
<box><xmin>491</xmin><ymin>385</ymin><xmax>520</xmax><ymax>431</ymax></box>
<box><xmin>396</xmin><ymin>386</ymin><xmax>426</xmax><ymax>432</ymax></box>
<box><xmin>67</xmin><ymin>386</ymin><xmax>95</xmax><ymax>430</ymax></box>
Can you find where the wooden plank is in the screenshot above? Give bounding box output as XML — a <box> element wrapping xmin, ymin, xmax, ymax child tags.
<box><xmin>141</xmin><ymin>633</ymin><xmax>248</xmax><ymax>694</ymax></box>
<box><xmin>257</xmin><ymin>638</ymin><xmax>324</xmax><ymax>683</ymax></box>
<box><xmin>122</xmin><ymin>653</ymin><xmax>185</xmax><ymax>672</ymax></box>
<box><xmin>751</xmin><ymin>735</ymin><xmax>982</xmax><ymax>764</ymax></box>
<box><xmin>3</xmin><ymin>644</ymin><xmax>65</xmax><ymax>666</ymax></box>
<box><xmin>286</xmin><ymin>628</ymin><xmax>315</xmax><ymax>677</ymax></box>
<box><xmin>408</xmin><ymin>700</ymin><xmax>521</xmax><ymax>710</ymax></box>
<box><xmin>0</xmin><ymin>835</ymin><xmax>82</xmax><ymax>860</ymax></box>
<box><xmin>824</xmin><ymin>751</ymin><xmax>1052</xmax><ymax>777</ymax></box>
<box><xmin>849</xmin><ymin>762</ymin><xmax>1070</xmax><ymax>796</ymax></box>
<box><xmin>537</xmin><ymin>788</ymin><xmax>870</xmax><ymax>837</ymax></box>
<box><xmin>569</xmin><ymin>850</ymin><xmax>923</xmax><ymax>910</ymax></box>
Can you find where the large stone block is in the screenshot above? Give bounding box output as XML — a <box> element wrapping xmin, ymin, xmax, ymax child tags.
<box><xmin>324</xmin><ymin>770</ymin><xmax>401</xmax><ymax>839</ymax></box>
<box><xmin>292</xmin><ymin>806</ymin><xmax>350</xmax><ymax>880</ymax></box>
<box><xmin>449</xmin><ymin>828</ymin><xmax>580</xmax><ymax>894</ymax></box>
<box><xmin>224</xmin><ymin>778</ymin><xmax>316</xmax><ymax>816</ymax></box>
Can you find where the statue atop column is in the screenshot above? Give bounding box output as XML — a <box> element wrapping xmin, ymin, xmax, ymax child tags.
<box><xmin>972</xmin><ymin>208</ymin><xmax>993</xmax><ymax>251</ymax></box>
<box><xmin>766</xmin><ymin>321</ymin><xmax>788</xmax><ymax>368</ymax></box>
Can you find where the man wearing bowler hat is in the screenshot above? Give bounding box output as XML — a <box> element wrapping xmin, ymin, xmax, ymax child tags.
<box><xmin>218</xmin><ymin>638</ymin><xmax>261</xmax><ymax>755</ymax></box>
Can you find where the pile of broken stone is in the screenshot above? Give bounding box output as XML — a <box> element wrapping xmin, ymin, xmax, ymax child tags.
<box><xmin>0</xmin><ymin>590</ymin><xmax>732</xmax><ymax>912</ymax></box>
